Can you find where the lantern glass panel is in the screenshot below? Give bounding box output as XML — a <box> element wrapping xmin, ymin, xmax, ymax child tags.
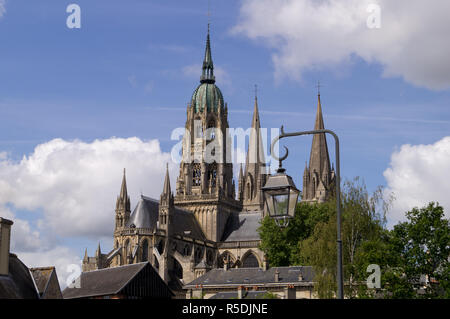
<box><xmin>273</xmin><ymin>193</ymin><xmax>289</xmax><ymax>217</ymax></box>
<box><xmin>288</xmin><ymin>188</ymin><xmax>300</xmax><ymax>218</ymax></box>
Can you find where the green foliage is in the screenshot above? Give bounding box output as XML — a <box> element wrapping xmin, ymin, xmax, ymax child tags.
<box><xmin>258</xmin><ymin>176</ymin><xmax>450</xmax><ymax>299</ymax></box>
<box><xmin>257</xmin><ymin>201</ymin><xmax>333</xmax><ymax>266</ymax></box>
<box><xmin>296</xmin><ymin>177</ymin><xmax>390</xmax><ymax>298</ymax></box>
<box><xmin>259</xmin><ymin>292</ymin><xmax>279</xmax><ymax>299</ymax></box>
<box><xmin>386</xmin><ymin>202</ymin><xmax>450</xmax><ymax>298</ymax></box>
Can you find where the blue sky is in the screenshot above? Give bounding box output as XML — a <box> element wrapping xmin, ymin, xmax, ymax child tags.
<box><xmin>1</xmin><ymin>0</ymin><xmax>450</xmax><ymax>285</ymax></box>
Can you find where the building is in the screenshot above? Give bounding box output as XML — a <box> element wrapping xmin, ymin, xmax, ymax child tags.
<box><xmin>0</xmin><ymin>217</ymin><xmax>62</xmax><ymax>299</ymax></box>
<box><xmin>302</xmin><ymin>93</ymin><xmax>336</xmax><ymax>203</ymax></box>
<box><xmin>82</xmin><ymin>24</ymin><xmax>334</xmax><ymax>296</ymax></box>
<box><xmin>63</xmin><ymin>262</ymin><xmax>173</xmax><ymax>299</ymax></box>
<box><xmin>184</xmin><ymin>266</ymin><xmax>315</xmax><ymax>299</ymax></box>
<box><xmin>30</xmin><ymin>267</ymin><xmax>63</xmax><ymax>299</ymax></box>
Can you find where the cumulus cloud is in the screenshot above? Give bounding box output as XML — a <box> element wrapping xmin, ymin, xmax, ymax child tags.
<box><xmin>233</xmin><ymin>0</ymin><xmax>450</xmax><ymax>90</ymax></box>
<box><xmin>0</xmin><ymin>137</ymin><xmax>177</xmax><ymax>285</ymax></box>
<box><xmin>19</xmin><ymin>246</ymin><xmax>82</xmax><ymax>289</ymax></box>
<box><xmin>384</xmin><ymin>136</ymin><xmax>450</xmax><ymax>226</ymax></box>
<box><xmin>0</xmin><ymin>0</ymin><xmax>5</xmax><ymax>18</ymax></box>
<box><xmin>0</xmin><ymin>137</ymin><xmax>176</xmax><ymax>239</ymax></box>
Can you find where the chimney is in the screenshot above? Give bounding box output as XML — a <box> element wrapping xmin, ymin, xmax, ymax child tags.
<box><xmin>274</xmin><ymin>270</ymin><xmax>280</xmax><ymax>283</ymax></box>
<box><xmin>263</xmin><ymin>257</ymin><xmax>268</xmax><ymax>271</ymax></box>
<box><xmin>0</xmin><ymin>218</ymin><xmax>13</xmax><ymax>276</ymax></box>
<box><xmin>237</xmin><ymin>286</ymin><xmax>244</xmax><ymax>299</ymax></box>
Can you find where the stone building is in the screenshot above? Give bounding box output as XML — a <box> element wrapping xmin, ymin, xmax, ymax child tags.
<box><xmin>82</xmin><ymin>25</ymin><xmax>334</xmax><ymax>295</ymax></box>
<box><xmin>302</xmin><ymin>93</ymin><xmax>336</xmax><ymax>203</ymax></box>
<box><xmin>82</xmin><ymin>27</ymin><xmax>268</xmax><ymax>293</ymax></box>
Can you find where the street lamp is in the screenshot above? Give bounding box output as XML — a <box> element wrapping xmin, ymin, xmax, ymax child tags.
<box><xmin>262</xmin><ymin>125</ymin><xmax>344</xmax><ymax>299</ymax></box>
<box><xmin>261</xmin><ymin>156</ymin><xmax>300</xmax><ymax>228</ymax></box>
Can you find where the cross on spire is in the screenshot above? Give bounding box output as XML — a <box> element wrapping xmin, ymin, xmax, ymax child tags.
<box><xmin>316</xmin><ymin>81</ymin><xmax>322</xmax><ymax>96</ymax></box>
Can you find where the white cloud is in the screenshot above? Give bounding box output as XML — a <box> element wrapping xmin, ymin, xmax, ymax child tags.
<box><xmin>0</xmin><ymin>0</ymin><xmax>5</xmax><ymax>18</ymax></box>
<box><xmin>384</xmin><ymin>136</ymin><xmax>450</xmax><ymax>226</ymax></box>
<box><xmin>0</xmin><ymin>137</ymin><xmax>177</xmax><ymax>285</ymax></box>
<box><xmin>18</xmin><ymin>246</ymin><xmax>82</xmax><ymax>289</ymax></box>
<box><xmin>0</xmin><ymin>137</ymin><xmax>176</xmax><ymax>239</ymax></box>
<box><xmin>233</xmin><ymin>0</ymin><xmax>450</xmax><ymax>90</ymax></box>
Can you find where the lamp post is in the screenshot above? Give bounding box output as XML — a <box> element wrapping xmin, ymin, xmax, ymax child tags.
<box><xmin>262</xmin><ymin>126</ymin><xmax>343</xmax><ymax>299</ymax></box>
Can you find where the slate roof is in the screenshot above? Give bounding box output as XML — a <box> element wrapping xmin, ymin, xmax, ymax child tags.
<box><xmin>30</xmin><ymin>267</ymin><xmax>62</xmax><ymax>299</ymax></box>
<box><xmin>0</xmin><ymin>254</ymin><xmax>39</xmax><ymax>299</ymax></box>
<box><xmin>210</xmin><ymin>291</ymin><xmax>268</xmax><ymax>299</ymax></box>
<box><xmin>221</xmin><ymin>212</ymin><xmax>262</xmax><ymax>242</ymax></box>
<box><xmin>30</xmin><ymin>267</ymin><xmax>54</xmax><ymax>296</ymax></box>
<box><xmin>62</xmin><ymin>262</ymin><xmax>173</xmax><ymax>299</ymax></box>
<box><xmin>63</xmin><ymin>262</ymin><xmax>147</xmax><ymax>299</ymax></box>
<box><xmin>184</xmin><ymin>266</ymin><xmax>314</xmax><ymax>288</ymax></box>
<box><xmin>126</xmin><ymin>196</ymin><xmax>205</xmax><ymax>241</ymax></box>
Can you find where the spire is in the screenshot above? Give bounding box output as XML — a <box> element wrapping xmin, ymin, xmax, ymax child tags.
<box><xmin>84</xmin><ymin>248</ymin><xmax>88</xmax><ymax>261</ymax></box>
<box><xmin>200</xmin><ymin>24</ymin><xmax>215</xmax><ymax>84</ymax></box>
<box><xmin>120</xmin><ymin>168</ymin><xmax>127</xmax><ymax>200</ymax></box>
<box><xmin>116</xmin><ymin>168</ymin><xmax>130</xmax><ymax>212</ymax></box>
<box><xmin>308</xmin><ymin>93</ymin><xmax>331</xmax><ymax>177</ymax></box>
<box><xmin>96</xmin><ymin>242</ymin><xmax>101</xmax><ymax>257</ymax></box>
<box><xmin>243</xmin><ymin>93</ymin><xmax>267</xmax><ymax>210</ymax></box>
<box><xmin>162</xmin><ymin>163</ymin><xmax>171</xmax><ymax>197</ymax></box>
<box><xmin>245</xmin><ymin>93</ymin><xmax>266</xmax><ymax>169</ymax></box>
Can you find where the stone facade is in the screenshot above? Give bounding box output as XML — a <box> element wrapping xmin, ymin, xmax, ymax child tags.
<box><xmin>81</xmin><ymin>26</ymin><xmax>334</xmax><ymax>295</ymax></box>
<box><xmin>82</xmin><ymin>27</ymin><xmax>268</xmax><ymax>293</ymax></box>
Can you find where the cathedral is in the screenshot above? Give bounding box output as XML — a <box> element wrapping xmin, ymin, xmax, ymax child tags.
<box><xmin>82</xmin><ymin>26</ymin><xmax>335</xmax><ymax>293</ymax></box>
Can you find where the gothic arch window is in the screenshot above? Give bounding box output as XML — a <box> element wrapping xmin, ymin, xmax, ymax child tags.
<box><xmin>172</xmin><ymin>257</ymin><xmax>183</xmax><ymax>279</ymax></box>
<box><xmin>194</xmin><ymin>119</ymin><xmax>203</xmax><ymax>139</ymax></box>
<box><xmin>218</xmin><ymin>251</ymin><xmax>236</xmax><ymax>268</ymax></box>
<box><xmin>208</xmin><ymin>162</ymin><xmax>217</xmax><ymax>187</ymax></box>
<box><xmin>157</xmin><ymin>240</ymin><xmax>164</xmax><ymax>255</ymax></box>
<box><xmin>195</xmin><ymin>247</ymin><xmax>203</xmax><ymax>264</ymax></box>
<box><xmin>193</xmin><ymin>163</ymin><xmax>201</xmax><ymax>186</ymax></box>
<box><xmin>207</xmin><ymin>120</ymin><xmax>216</xmax><ymax>140</ymax></box>
<box><xmin>124</xmin><ymin>239</ymin><xmax>130</xmax><ymax>264</ymax></box>
<box><xmin>206</xmin><ymin>250</ymin><xmax>214</xmax><ymax>266</ymax></box>
<box><xmin>182</xmin><ymin>244</ymin><xmax>191</xmax><ymax>256</ymax></box>
<box><xmin>242</xmin><ymin>252</ymin><xmax>260</xmax><ymax>268</ymax></box>
<box><xmin>142</xmin><ymin>239</ymin><xmax>149</xmax><ymax>262</ymax></box>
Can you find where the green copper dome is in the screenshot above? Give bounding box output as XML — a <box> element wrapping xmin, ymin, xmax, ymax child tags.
<box><xmin>191</xmin><ymin>24</ymin><xmax>224</xmax><ymax>113</ymax></box>
<box><xmin>191</xmin><ymin>82</ymin><xmax>224</xmax><ymax>113</ymax></box>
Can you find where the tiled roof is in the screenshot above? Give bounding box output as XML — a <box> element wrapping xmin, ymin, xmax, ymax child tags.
<box><xmin>0</xmin><ymin>254</ymin><xmax>39</xmax><ymax>299</ymax></box>
<box><xmin>221</xmin><ymin>212</ymin><xmax>262</xmax><ymax>242</ymax></box>
<box><xmin>126</xmin><ymin>196</ymin><xmax>206</xmax><ymax>241</ymax></box>
<box><xmin>30</xmin><ymin>267</ymin><xmax>54</xmax><ymax>295</ymax></box>
<box><xmin>210</xmin><ymin>291</ymin><xmax>268</xmax><ymax>299</ymax></box>
<box><xmin>62</xmin><ymin>262</ymin><xmax>173</xmax><ymax>299</ymax></box>
<box><xmin>185</xmin><ymin>266</ymin><xmax>314</xmax><ymax>288</ymax></box>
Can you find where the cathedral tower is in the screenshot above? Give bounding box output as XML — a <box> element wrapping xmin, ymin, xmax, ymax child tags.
<box><xmin>302</xmin><ymin>93</ymin><xmax>335</xmax><ymax>203</ymax></box>
<box><xmin>114</xmin><ymin>169</ymin><xmax>131</xmax><ymax>232</ymax></box>
<box><xmin>240</xmin><ymin>95</ymin><xmax>268</xmax><ymax>211</ymax></box>
<box><xmin>174</xmin><ymin>26</ymin><xmax>241</xmax><ymax>242</ymax></box>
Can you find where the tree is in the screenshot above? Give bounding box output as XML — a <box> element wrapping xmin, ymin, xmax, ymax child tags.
<box><xmin>258</xmin><ymin>201</ymin><xmax>332</xmax><ymax>267</ymax></box>
<box><xmin>295</xmin><ymin>177</ymin><xmax>391</xmax><ymax>298</ymax></box>
<box><xmin>387</xmin><ymin>202</ymin><xmax>450</xmax><ymax>298</ymax></box>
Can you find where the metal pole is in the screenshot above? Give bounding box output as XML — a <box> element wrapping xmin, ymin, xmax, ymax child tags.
<box><xmin>270</xmin><ymin>127</ymin><xmax>344</xmax><ymax>299</ymax></box>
